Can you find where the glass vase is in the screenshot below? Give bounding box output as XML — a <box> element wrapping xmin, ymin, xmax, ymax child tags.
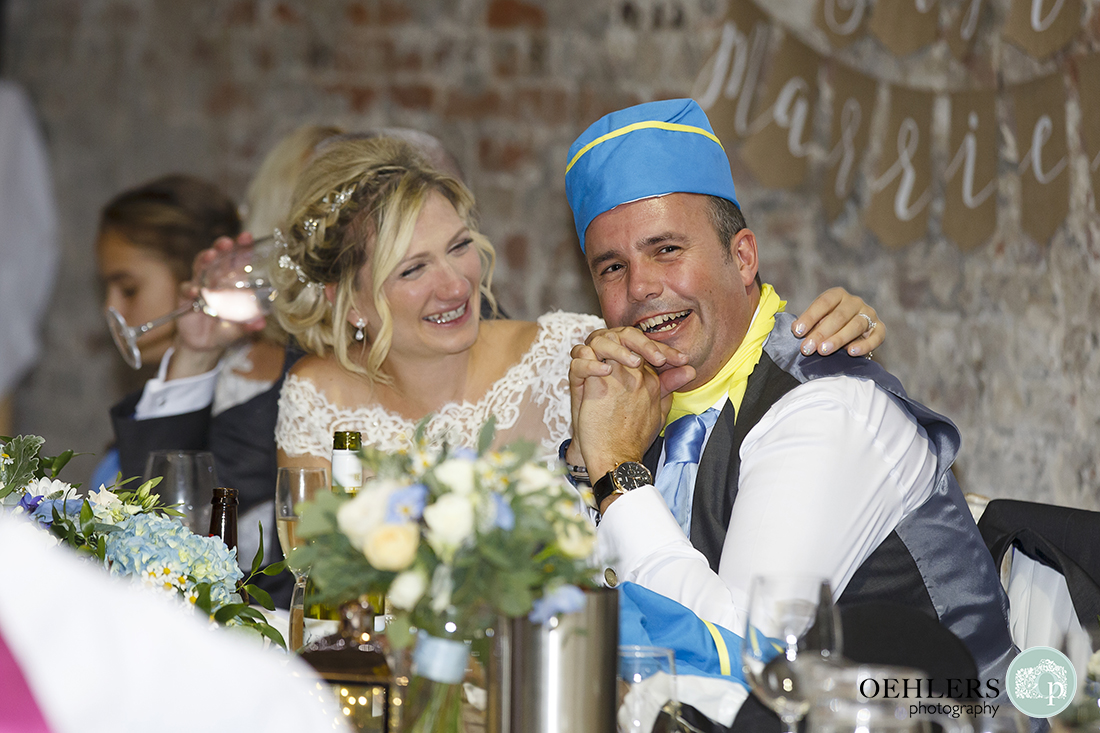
<box><xmin>400</xmin><ymin>630</ymin><xmax>472</xmax><ymax>733</ymax></box>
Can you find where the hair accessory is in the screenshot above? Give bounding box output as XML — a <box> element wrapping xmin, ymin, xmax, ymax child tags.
<box><xmin>565</xmin><ymin>98</ymin><xmax>739</xmax><ymax>252</ymax></box>
<box><xmin>323</xmin><ymin>184</ymin><xmax>356</xmax><ymax>213</ymax></box>
<box><xmin>354</xmin><ymin>318</ymin><xmax>366</xmax><ymax>342</ymax></box>
<box><xmin>273</xmin><ymin>227</ymin><xmax>320</xmax><ymax>288</ymax></box>
<box><xmin>302</xmin><ymin>218</ymin><xmax>319</xmax><ymax>237</ymax></box>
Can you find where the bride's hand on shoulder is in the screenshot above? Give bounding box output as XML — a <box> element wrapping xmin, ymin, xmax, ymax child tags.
<box><xmin>791</xmin><ymin>287</ymin><xmax>885</xmax><ymax>358</ymax></box>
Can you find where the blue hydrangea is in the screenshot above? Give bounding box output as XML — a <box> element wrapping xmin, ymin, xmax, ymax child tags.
<box><xmin>104</xmin><ymin>513</ymin><xmax>243</xmax><ymax>610</ymax></box>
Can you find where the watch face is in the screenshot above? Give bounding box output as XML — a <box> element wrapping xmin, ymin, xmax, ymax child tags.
<box><xmin>612</xmin><ymin>462</ymin><xmax>653</xmax><ymax>492</ymax></box>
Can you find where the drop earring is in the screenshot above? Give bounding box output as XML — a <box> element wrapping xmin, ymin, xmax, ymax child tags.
<box><xmin>354</xmin><ymin>318</ymin><xmax>366</xmax><ymax>342</ymax></box>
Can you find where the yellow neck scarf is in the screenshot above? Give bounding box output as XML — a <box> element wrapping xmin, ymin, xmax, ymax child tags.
<box><xmin>664</xmin><ymin>283</ymin><xmax>786</xmax><ymax>429</ymax></box>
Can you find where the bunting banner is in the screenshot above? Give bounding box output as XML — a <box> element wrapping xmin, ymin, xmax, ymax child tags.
<box><xmin>822</xmin><ymin>62</ymin><xmax>877</xmax><ymax>221</ymax></box>
<box><xmin>692</xmin><ymin>0</ymin><xmax>770</xmax><ymax>146</ymax></box>
<box><xmin>867</xmin><ymin>0</ymin><xmax>939</xmax><ymax>57</ymax></box>
<box><xmin>1075</xmin><ymin>53</ymin><xmax>1100</xmax><ymax>206</ymax></box>
<box><xmin>1003</xmin><ymin>0</ymin><xmax>1083</xmax><ymax>60</ymax></box>
<box><xmin>942</xmin><ymin>89</ymin><xmax>999</xmax><ymax>251</ymax></box>
<box><xmin>691</xmin><ymin>0</ymin><xmax>1097</xmax><ymax>251</ymax></box>
<box><xmin>814</xmin><ymin>0</ymin><xmax>869</xmax><ymax>49</ymax></box>
<box><xmin>945</xmin><ymin>0</ymin><xmax>987</xmax><ymax>62</ymax></box>
<box><xmin>739</xmin><ymin>33</ymin><xmax>820</xmax><ymax>189</ymax></box>
<box><xmin>1012</xmin><ymin>72</ymin><xmax>1070</xmax><ymax>245</ymax></box>
<box><xmin>865</xmin><ymin>85</ymin><xmax>935</xmax><ymax>248</ymax></box>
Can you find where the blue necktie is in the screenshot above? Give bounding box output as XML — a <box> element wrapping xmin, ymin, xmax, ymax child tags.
<box><xmin>655</xmin><ymin>408</ymin><xmax>720</xmax><ymax>535</ymax></box>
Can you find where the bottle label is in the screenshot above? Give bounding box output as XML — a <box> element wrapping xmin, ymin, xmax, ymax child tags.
<box><xmin>332</xmin><ymin>450</ymin><xmax>363</xmax><ymax>493</ymax></box>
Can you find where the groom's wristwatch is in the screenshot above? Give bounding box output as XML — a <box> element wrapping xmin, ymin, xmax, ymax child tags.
<box><xmin>592</xmin><ymin>461</ymin><xmax>653</xmax><ymax>509</ymax></box>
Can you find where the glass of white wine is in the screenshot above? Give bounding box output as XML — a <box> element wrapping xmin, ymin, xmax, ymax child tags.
<box><xmin>106</xmin><ymin>235</ymin><xmax>277</xmax><ymax>369</ymax></box>
<box><xmin>275</xmin><ymin>466</ymin><xmax>330</xmax><ymax>651</ymax></box>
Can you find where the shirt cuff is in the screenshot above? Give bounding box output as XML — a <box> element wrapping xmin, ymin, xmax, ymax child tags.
<box><xmin>596</xmin><ymin>486</ymin><xmax>696</xmax><ymax>580</ymax></box>
<box><xmin>133</xmin><ymin>348</ymin><xmax>221</xmax><ymax>419</ymax></box>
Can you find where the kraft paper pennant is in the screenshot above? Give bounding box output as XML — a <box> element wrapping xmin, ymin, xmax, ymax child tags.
<box><xmin>943</xmin><ymin>89</ymin><xmax>998</xmax><ymax>251</ymax></box>
<box><xmin>822</xmin><ymin>62</ymin><xmax>878</xmax><ymax>221</ymax></box>
<box><xmin>1011</xmin><ymin>72</ymin><xmax>1069</xmax><ymax>244</ymax></box>
<box><xmin>693</xmin><ymin>0</ymin><xmax>770</xmax><ymax>145</ymax></box>
<box><xmin>1003</xmin><ymin>0</ymin><xmax>1082</xmax><ymax>60</ymax></box>
<box><xmin>1074</xmin><ymin>53</ymin><xmax>1100</xmax><ymax>204</ymax></box>
<box><xmin>946</xmin><ymin>0</ymin><xmax>987</xmax><ymax>61</ymax></box>
<box><xmin>739</xmin><ymin>33</ymin><xmax>821</xmax><ymax>189</ymax></box>
<box><xmin>867</xmin><ymin>0</ymin><xmax>939</xmax><ymax>57</ymax></box>
<box><xmin>815</xmin><ymin>0</ymin><xmax>869</xmax><ymax>49</ymax></box>
<box><xmin>865</xmin><ymin>85</ymin><xmax>935</xmax><ymax>248</ymax></box>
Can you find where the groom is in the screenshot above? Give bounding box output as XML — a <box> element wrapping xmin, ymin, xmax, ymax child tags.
<box><xmin>563</xmin><ymin>99</ymin><xmax>1015</xmax><ymax>728</ymax></box>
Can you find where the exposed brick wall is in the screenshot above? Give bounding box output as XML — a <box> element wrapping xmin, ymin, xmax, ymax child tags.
<box><xmin>4</xmin><ymin>0</ymin><xmax>1098</xmax><ymax>509</ymax></box>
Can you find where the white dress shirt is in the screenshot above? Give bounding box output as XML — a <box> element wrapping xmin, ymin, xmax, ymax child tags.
<box><xmin>597</xmin><ymin>375</ymin><xmax>939</xmax><ymax>635</ymax></box>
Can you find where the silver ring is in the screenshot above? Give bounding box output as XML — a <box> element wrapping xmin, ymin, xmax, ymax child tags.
<box><xmin>858</xmin><ymin>312</ymin><xmax>877</xmax><ymax>338</ymax></box>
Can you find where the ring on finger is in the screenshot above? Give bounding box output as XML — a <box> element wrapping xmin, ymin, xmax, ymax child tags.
<box><xmin>858</xmin><ymin>312</ymin><xmax>877</xmax><ymax>338</ymax></box>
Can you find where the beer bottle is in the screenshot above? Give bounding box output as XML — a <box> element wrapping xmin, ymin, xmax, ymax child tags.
<box><xmin>209</xmin><ymin>486</ymin><xmax>248</xmax><ymax>604</ymax></box>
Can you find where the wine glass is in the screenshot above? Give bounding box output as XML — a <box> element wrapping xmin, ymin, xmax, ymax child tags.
<box><xmin>617</xmin><ymin>645</ymin><xmax>678</xmax><ymax>733</ymax></box>
<box><xmin>275</xmin><ymin>466</ymin><xmax>330</xmax><ymax>650</ymax></box>
<box><xmin>143</xmin><ymin>450</ymin><xmax>218</xmax><ymax>535</ymax></box>
<box><xmin>741</xmin><ymin>574</ymin><xmax>841</xmax><ymax>733</ymax></box>
<box><xmin>106</xmin><ymin>235</ymin><xmax>278</xmax><ymax>369</ymax></box>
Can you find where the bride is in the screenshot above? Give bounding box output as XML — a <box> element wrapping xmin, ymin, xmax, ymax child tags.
<box><xmin>273</xmin><ymin>136</ymin><xmax>884</xmax><ymax>468</ymax></box>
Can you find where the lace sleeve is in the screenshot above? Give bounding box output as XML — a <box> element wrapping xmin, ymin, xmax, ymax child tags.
<box><xmin>275</xmin><ymin>375</ymin><xmax>336</xmax><ymax>459</ymax></box>
<box><xmin>530</xmin><ymin>311</ymin><xmax>606</xmax><ymax>451</ymax></box>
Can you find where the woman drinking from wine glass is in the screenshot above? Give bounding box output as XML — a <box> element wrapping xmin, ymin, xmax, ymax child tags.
<box><xmin>273</xmin><ymin>136</ymin><xmax>886</xmax><ymax>469</ymax></box>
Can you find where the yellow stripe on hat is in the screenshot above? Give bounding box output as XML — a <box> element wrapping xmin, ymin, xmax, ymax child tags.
<box><xmin>702</xmin><ymin>619</ymin><xmax>732</xmax><ymax>676</ymax></box>
<box><xmin>565</xmin><ymin>120</ymin><xmax>726</xmax><ymax>174</ymax></box>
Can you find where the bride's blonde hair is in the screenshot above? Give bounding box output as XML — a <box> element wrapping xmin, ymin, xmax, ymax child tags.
<box><xmin>273</xmin><ymin>136</ymin><xmax>496</xmax><ymax>382</ymax></box>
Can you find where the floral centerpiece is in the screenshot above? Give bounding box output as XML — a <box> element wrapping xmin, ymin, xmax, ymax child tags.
<box><xmin>291</xmin><ymin>419</ymin><xmax>599</xmax><ymax>732</ymax></box>
<box><xmin>1</xmin><ymin>434</ymin><xmax>286</xmax><ymax>647</ymax></box>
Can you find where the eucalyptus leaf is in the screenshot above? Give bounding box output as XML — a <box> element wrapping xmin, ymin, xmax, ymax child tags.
<box><xmin>260</xmin><ymin>560</ymin><xmax>287</xmax><ymax>576</ymax></box>
<box><xmin>243</xmin><ymin>584</ymin><xmax>274</xmax><ymax>611</ymax></box>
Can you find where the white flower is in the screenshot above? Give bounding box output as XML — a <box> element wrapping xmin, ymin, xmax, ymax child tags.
<box><xmin>423</xmin><ymin>493</ymin><xmax>475</xmax><ymax>561</ymax></box>
<box><xmin>556</xmin><ymin>520</ymin><xmax>597</xmax><ymax>559</ymax></box>
<box><xmin>362</xmin><ymin>522</ymin><xmax>420</xmax><ymax>571</ymax></box>
<box><xmin>88</xmin><ymin>488</ymin><xmax>123</xmax><ymax>520</ymax></box>
<box><xmin>433</xmin><ymin>459</ymin><xmax>476</xmax><ymax>496</ymax></box>
<box><xmin>1088</xmin><ymin>650</ymin><xmax>1100</xmax><ymax>681</ymax></box>
<box><xmin>515</xmin><ymin>464</ymin><xmax>560</xmax><ymax>496</ymax></box>
<box><xmin>337</xmin><ymin>479</ymin><xmax>401</xmax><ymax>550</ymax></box>
<box><xmin>389</xmin><ymin>568</ymin><xmax>429</xmax><ymax>610</ymax></box>
<box><xmin>27</xmin><ymin>477</ymin><xmax>76</xmax><ymax>500</ymax></box>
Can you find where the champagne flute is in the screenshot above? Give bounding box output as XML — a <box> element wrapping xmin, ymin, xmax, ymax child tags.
<box><xmin>106</xmin><ymin>235</ymin><xmax>278</xmax><ymax>369</ymax></box>
<box><xmin>741</xmin><ymin>574</ymin><xmax>841</xmax><ymax>733</ymax></box>
<box><xmin>275</xmin><ymin>466</ymin><xmax>330</xmax><ymax>651</ymax></box>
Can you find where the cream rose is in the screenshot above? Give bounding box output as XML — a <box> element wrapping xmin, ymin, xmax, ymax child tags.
<box><xmin>556</xmin><ymin>520</ymin><xmax>597</xmax><ymax>559</ymax></box>
<box><xmin>336</xmin><ymin>480</ymin><xmax>400</xmax><ymax>550</ymax></box>
<box><xmin>423</xmin><ymin>493</ymin><xmax>475</xmax><ymax>560</ymax></box>
<box><xmin>389</xmin><ymin>568</ymin><xmax>429</xmax><ymax>610</ymax></box>
<box><xmin>515</xmin><ymin>464</ymin><xmax>560</xmax><ymax>496</ymax></box>
<box><xmin>433</xmin><ymin>459</ymin><xmax>476</xmax><ymax>495</ymax></box>
<box><xmin>362</xmin><ymin>522</ymin><xmax>420</xmax><ymax>571</ymax></box>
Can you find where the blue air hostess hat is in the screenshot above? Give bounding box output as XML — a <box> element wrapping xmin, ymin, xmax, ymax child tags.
<box><xmin>565</xmin><ymin>98</ymin><xmax>739</xmax><ymax>252</ymax></box>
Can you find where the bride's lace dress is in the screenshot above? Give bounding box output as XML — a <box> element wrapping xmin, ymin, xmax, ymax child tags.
<box><xmin>275</xmin><ymin>311</ymin><xmax>605</xmax><ymax>458</ymax></box>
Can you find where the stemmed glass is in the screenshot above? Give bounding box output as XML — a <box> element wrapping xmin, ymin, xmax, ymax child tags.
<box><xmin>106</xmin><ymin>235</ymin><xmax>277</xmax><ymax>369</ymax></box>
<box><xmin>143</xmin><ymin>449</ymin><xmax>217</xmax><ymax>535</ymax></box>
<box><xmin>741</xmin><ymin>574</ymin><xmax>841</xmax><ymax>733</ymax></box>
<box><xmin>275</xmin><ymin>466</ymin><xmax>330</xmax><ymax>651</ymax></box>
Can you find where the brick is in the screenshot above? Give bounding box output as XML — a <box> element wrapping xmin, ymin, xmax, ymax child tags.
<box><xmin>511</xmin><ymin>87</ymin><xmax>569</xmax><ymax>124</ymax></box>
<box><xmin>379</xmin><ymin>0</ymin><xmax>412</xmax><ymax>25</ymax></box>
<box><xmin>444</xmin><ymin>89</ymin><xmax>503</xmax><ymax>118</ymax></box>
<box><xmin>346</xmin><ymin>2</ymin><xmax>372</xmax><ymax>25</ymax></box>
<box><xmin>273</xmin><ymin>2</ymin><xmax>302</xmax><ymax>23</ymax></box>
<box><xmin>382</xmin><ymin>38</ymin><xmax>424</xmax><ymax>72</ymax></box>
<box><xmin>478</xmin><ymin>137</ymin><xmax>532</xmax><ymax>172</ymax></box>
<box><xmin>391</xmin><ymin>84</ymin><xmax>434</xmax><ymax>110</ymax></box>
<box><xmin>492</xmin><ymin>39</ymin><xmax>521</xmax><ymax>77</ymax></box>
<box><xmin>487</xmin><ymin>0</ymin><xmax>547</xmax><ymax>28</ymax></box>
<box><xmin>578</xmin><ymin>88</ymin><xmax>642</xmax><ymax>126</ymax></box>
<box><xmin>326</xmin><ymin>84</ymin><xmax>377</xmax><ymax>113</ymax></box>
<box><xmin>206</xmin><ymin>81</ymin><xmax>248</xmax><ymax>115</ymax></box>
<box><xmin>226</xmin><ymin>0</ymin><xmax>256</xmax><ymax>24</ymax></box>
